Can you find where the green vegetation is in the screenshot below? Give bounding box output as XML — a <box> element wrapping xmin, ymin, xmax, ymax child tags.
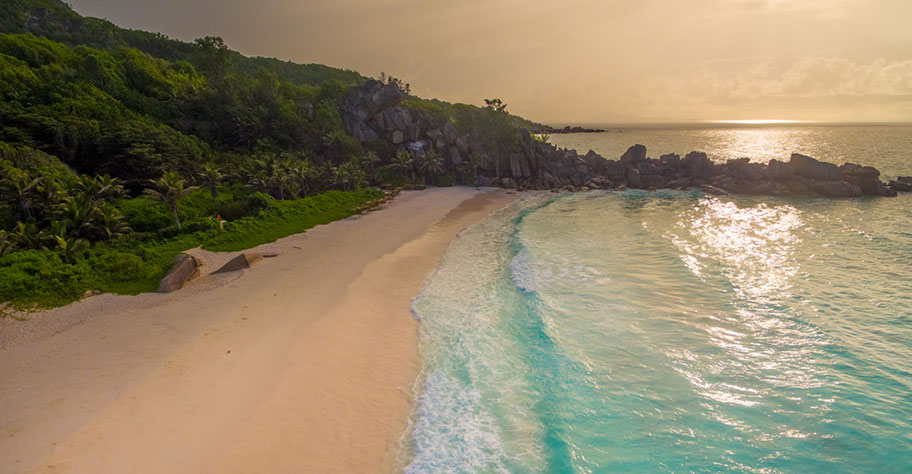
<box><xmin>202</xmin><ymin>189</ymin><xmax>381</xmax><ymax>252</ymax></box>
<box><xmin>0</xmin><ymin>0</ymin><xmax>535</xmax><ymax>311</ymax></box>
<box><xmin>0</xmin><ymin>1</ymin><xmax>363</xmax><ymax>86</ymax></box>
<box><xmin>0</xmin><ymin>187</ymin><xmax>382</xmax><ymax>310</ymax></box>
<box><xmin>0</xmin><ymin>1</ymin><xmax>387</xmax><ymax>310</ymax></box>
<box><xmin>0</xmin><ymin>30</ymin><xmax>366</xmax><ymax>185</ymax></box>
<box><xmin>143</xmin><ymin>171</ymin><xmax>200</xmax><ymax>231</ymax></box>
<box><xmin>531</xmin><ymin>131</ymin><xmax>551</xmax><ymax>144</ymax></box>
<box><xmin>401</xmin><ymin>96</ymin><xmax>531</xmax><ymax>158</ymax></box>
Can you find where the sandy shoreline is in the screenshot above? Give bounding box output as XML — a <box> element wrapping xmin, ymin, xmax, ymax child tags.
<box><xmin>0</xmin><ymin>187</ymin><xmax>521</xmax><ymax>474</ymax></box>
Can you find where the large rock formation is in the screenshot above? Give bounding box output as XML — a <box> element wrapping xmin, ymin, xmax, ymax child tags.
<box><xmin>341</xmin><ymin>81</ymin><xmax>905</xmax><ymax>198</ymax></box>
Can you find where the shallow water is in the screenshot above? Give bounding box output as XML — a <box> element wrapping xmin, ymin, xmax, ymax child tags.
<box><xmin>401</xmin><ymin>126</ymin><xmax>912</xmax><ymax>473</ymax></box>
<box><xmin>402</xmin><ymin>197</ymin><xmax>912</xmax><ymax>473</ymax></box>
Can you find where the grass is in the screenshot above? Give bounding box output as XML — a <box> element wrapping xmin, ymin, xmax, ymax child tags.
<box><xmin>0</xmin><ymin>188</ymin><xmax>384</xmax><ymax>311</ymax></box>
<box><xmin>203</xmin><ymin>190</ymin><xmax>381</xmax><ymax>251</ymax></box>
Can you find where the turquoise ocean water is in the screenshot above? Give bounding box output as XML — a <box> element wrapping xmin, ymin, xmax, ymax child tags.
<box><xmin>401</xmin><ymin>125</ymin><xmax>912</xmax><ymax>473</ymax></box>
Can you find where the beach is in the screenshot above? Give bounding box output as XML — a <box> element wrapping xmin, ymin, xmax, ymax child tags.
<box><xmin>0</xmin><ymin>187</ymin><xmax>521</xmax><ymax>474</ymax></box>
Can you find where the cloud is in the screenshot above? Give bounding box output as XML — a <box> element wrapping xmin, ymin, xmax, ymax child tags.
<box><xmin>630</xmin><ymin>57</ymin><xmax>912</xmax><ymax>121</ymax></box>
<box><xmin>653</xmin><ymin>57</ymin><xmax>912</xmax><ymax>99</ymax></box>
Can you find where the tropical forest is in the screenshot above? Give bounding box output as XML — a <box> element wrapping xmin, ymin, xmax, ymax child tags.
<box><xmin>0</xmin><ymin>0</ymin><xmax>534</xmax><ymax>310</ymax></box>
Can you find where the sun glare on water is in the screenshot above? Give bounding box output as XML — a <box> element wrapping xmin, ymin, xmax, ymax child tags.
<box><xmin>716</xmin><ymin>120</ymin><xmax>806</xmax><ymax>125</ymax></box>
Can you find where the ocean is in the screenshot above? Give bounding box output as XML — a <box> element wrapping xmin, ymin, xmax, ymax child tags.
<box><xmin>400</xmin><ymin>125</ymin><xmax>912</xmax><ymax>473</ymax></box>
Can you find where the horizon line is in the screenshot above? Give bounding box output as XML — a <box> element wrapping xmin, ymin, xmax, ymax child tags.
<box><xmin>547</xmin><ymin>120</ymin><xmax>912</xmax><ymax>128</ymax></box>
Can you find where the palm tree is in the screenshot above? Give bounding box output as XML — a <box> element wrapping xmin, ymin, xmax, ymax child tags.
<box><xmin>94</xmin><ymin>174</ymin><xmax>125</xmax><ymax>200</ymax></box>
<box><xmin>244</xmin><ymin>154</ymin><xmax>293</xmax><ymax>200</ymax></box>
<box><xmin>456</xmin><ymin>162</ymin><xmax>474</xmax><ymax>185</ymax></box>
<box><xmin>199</xmin><ymin>162</ymin><xmax>223</xmax><ymax>201</ymax></box>
<box><xmin>359</xmin><ymin>152</ymin><xmax>381</xmax><ymax>184</ymax></box>
<box><xmin>391</xmin><ymin>150</ymin><xmax>415</xmax><ymax>183</ymax></box>
<box><xmin>56</xmin><ymin>196</ymin><xmax>97</xmax><ymax>241</ymax></box>
<box><xmin>244</xmin><ymin>167</ymin><xmax>270</xmax><ymax>196</ymax></box>
<box><xmin>0</xmin><ymin>173</ymin><xmax>44</xmax><ymax>221</ymax></box>
<box><xmin>47</xmin><ymin>223</ymin><xmax>89</xmax><ymax>263</ymax></box>
<box><xmin>50</xmin><ymin>176</ymin><xmax>130</xmax><ymax>242</ymax></box>
<box><xmin>466</xmin><ymin>153</ymin><xmax>482</xmax><ymax>185</ymax></box>
<box><xmin>317</xmin><ymin>163</ymin><xmax>337</xmax><ymax>192</ymax></box>
<box><xmin>273</xmin><ymin>168</ymin><xmax>291</xmax><ymax>200</ymax></box>
<box><xmin>350</xmin><ymin>167</ymin><xmax>367</xmax><ymax>190</ymax></box>
<box><xmin>10</xmin><ymin>221</ymin><xmax>42</xmax><ymax>250</ymax></box>
<box><xmin>418</xmin><ymin>149</ymin><xmax>445</xmax><ymax>184</ymax></box>
<box><xmin>144</xmin><ymin>171</ymin><xmax>199</xmax><ymax>231</ymax></box>
<box><xmin>336</xmin><ymin>161</ymin><xmax>355</xmax><ymax>191</ymax></box>
<box><xmin>0</xmin><ymin>230</ymin><xmax>12</xmax><ymax>257</ymax></box>
<box><xmin>95</xmin><ymin>203</ymin><xmax>132</xmax><ymax>240</ymax></box>
<box><xmin>34</xmin><ymin>178</ymin><xmax>66</xmax><ymax>222</ymax></box>
<box><xmin>76</xmin><ymin>174</ymin><xmax>124</xmax><ymax>203</ymax></box>
<box><xmin>290</xmin><ymin>160</ymin><xmax>315</xmax><ymax>197</ymax></box>
<box><xmin>55</xmin><ymin>235</ymin><xmax>89</xmax><ymax>263</ymax></box>
<box><xmin>40</xmin><ymin>220</ymin><xmax>72</xmax><ymax>250</ymax></box>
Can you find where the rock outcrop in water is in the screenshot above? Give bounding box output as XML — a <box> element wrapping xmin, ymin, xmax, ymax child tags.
<box><xmin>552</xmin><ymin>125</ymin><xmax>607</xmax><ymax>134</ymax></box>
<box><xmin>583</xmin><ymin>149</ymin><xmax>899</xmax><ymax>198</ymax></box>
<box><xmin>342</xmin><ymin>81</ymin><xmax>903</xmax><ymax>198</ymax></box>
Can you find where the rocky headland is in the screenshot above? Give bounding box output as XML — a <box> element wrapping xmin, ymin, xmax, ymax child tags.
<box><xmin>551</xmin><ymin>125</ymin><xmax>608</xmax><ymax>134</ymax></box>
<box><xmin>343</xmin><ymin>80</ymin><xmax>907</xmax><ymax>198</ymax></box>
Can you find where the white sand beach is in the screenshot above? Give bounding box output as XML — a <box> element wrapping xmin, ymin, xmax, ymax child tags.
<box><xmin>0</xmin><ymin>187</ymin><xmax>521</xmax><ymax>474</ymax></box>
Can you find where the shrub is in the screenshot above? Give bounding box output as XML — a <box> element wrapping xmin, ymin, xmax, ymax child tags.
<box><xmin>377</xmin><ymin>166</ymin><xmax>409</xmax><ymax>188</ymax></box>
<box><xmin>245</xmin><ymin>191</ymin><xmax>275</xmax><ymax>215</ymax></box>
<box><xmin>117</xmin><ymin>196</ymin><xmax>172</xmax><ymax>232</ymax></box>
<box><xmin>176</xmin><ymin>188</ymin><xmax>219</xmax><ymax>218</ymax></box>
<box><xmin>435</xmin><ymin>174</ymin><xmax>456</xmax><ymax>187</ymax></box>
<box><xmin>204</xmin><ymin>188</ymin><xmax>383</xmax><ymax>251</ymax></box>
<box><xmin>156</xmin><ymin>217</ymin><xmax>219</xmax><ymax>238</ymax></box>
<box><xmin>84</xmin><ymin>250</ymin><xmax>158</xmax><ymax>295</ymax></box>
<box><xmin>0</xmin><ymin>250</ymin><xmax>91</xmax><ymax>308</ymax></box>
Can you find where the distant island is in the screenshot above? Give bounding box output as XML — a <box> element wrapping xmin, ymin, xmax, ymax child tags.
<box><xmin>550</xmin><ymin>125</ymin><xmax>608</xmax><ymax>134</ymax></box>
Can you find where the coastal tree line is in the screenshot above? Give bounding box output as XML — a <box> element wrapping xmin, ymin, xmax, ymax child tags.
<box><xmin>0</xmin><ymin>29</ymin><xmax>493</xmax><ymax>259</ymax></box>
<box><xmin>0</xmin><ymin>0</ymin><xmax>535</xmax><ymax>310</ymax></box>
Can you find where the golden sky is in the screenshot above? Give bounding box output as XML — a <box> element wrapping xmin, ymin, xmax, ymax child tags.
<box><xmin>70</xmin><ymin>0</ymin><xmax>912</xmax><ymax>124</ymax></box>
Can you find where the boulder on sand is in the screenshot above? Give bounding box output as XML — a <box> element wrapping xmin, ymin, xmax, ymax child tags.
<box><xmin>213</xmin><ymin>253</ymin><xmax>264</xmax><ymax>274</ymax></box>
<box><xmin>159</xmin><ymin>254</ymin><xmax>201</xmax><ymax>293</ymax></box>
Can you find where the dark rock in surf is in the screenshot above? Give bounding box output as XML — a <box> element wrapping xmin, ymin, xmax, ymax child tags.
<box><xmin>620</xmin><ymin>144</ymin><xmax>647</xmax><ymax>164</ymax></box>
<box><xmin>684</xmin><ymin>152</ymin><xmax>712</xmax><ymax>181</ymax></box>
<box><xmin>888</xmin><ymin>180</ymin><xmax>912</xmax><ymax>192</ymax></box>
<box><xmin>625</xmin><ymin>166</ymin><xmax>643</xmax><ymax>189</ymax></box>
<box><xmin>858</xmin><ymin>177</ymin><xmax>893</xmax><ymax>196</ymax></box>
<box><xmin>810</xmin><ymin>180</ymin><xmax>862</xmax><ymax>198</ymax></box>
<box><xmin>767</xmin><ymin>159</ymin><xmax>793</xmax><ymax>180</ymax></box>
<box><xmin>790</xmin><ymin>153</ymin><xmax>841</xmax><ymax>181</ymax></box>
